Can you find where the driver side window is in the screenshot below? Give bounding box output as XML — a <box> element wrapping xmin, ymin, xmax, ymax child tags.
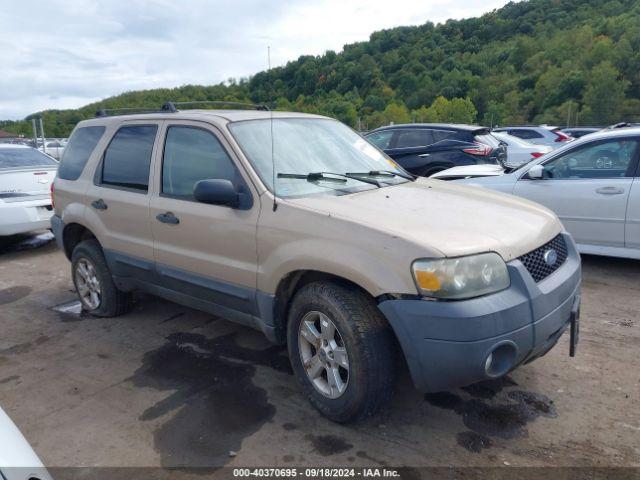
<box><xmin>162</xmin><ymin>126</ymin><xmax>238</xmax><ymax>199</ymax></box>
<box><xmin>542</xmin><ymin>139</ymin><xmax>638</xmax><ymax>180</ymax></box>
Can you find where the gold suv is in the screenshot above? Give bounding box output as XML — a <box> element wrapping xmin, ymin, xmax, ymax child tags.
<box><xmin>51</xmin><ymin>104</ymin><xmax>582</xmax><ymax>422</ymax></box>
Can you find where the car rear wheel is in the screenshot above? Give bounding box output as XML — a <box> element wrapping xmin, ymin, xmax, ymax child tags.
<box><xmin>287</xmin><ymin>281</ymin><xmax>396</xmax><ymax>422</ymax></box>
<box><xmin>71</xmin><ymin>240</ymin><xmax>132</xmax><ymax>317</ymax></box>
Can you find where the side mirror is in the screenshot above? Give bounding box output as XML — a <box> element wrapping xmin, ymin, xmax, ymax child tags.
<box><xmin>526</xmin><ymin>164</ymin><xmax>544</xmax><ymax>180</ymax></box>
<box><xmin>193</xmin><ymin>179</ymin><xmax>240</xmax><ymax>208</ymax></box>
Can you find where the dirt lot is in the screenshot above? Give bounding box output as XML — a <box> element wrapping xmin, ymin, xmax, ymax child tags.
<box><xmin>0</xmin><ymin>232</ymin><xmax>638</xmax><ymax>474</ymax></box>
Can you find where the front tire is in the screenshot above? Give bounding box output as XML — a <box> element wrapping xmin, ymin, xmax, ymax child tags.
<box><xmin>71</xmin><ymin>240</ymin><xmax>131</xmax><ymax>317</ymax></box>
<box><xmin>287</xmin><ymin>281</ymin><xmax>396</xmax><ymax>422</ymax></box>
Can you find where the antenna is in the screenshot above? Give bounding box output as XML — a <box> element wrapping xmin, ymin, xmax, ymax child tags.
<box><xmin>269</xmin><ymin>45</ymin><xmax>277</xmax><ymax>212</ymax></box>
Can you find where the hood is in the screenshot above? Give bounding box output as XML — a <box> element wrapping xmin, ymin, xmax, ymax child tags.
<box><xmin>286</xmin><ymin>178</ymin><xmax>562</xmax><ymax>261</ymax></box>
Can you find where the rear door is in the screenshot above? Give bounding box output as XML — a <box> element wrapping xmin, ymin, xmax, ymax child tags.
<box><xmin>627</xmin><ymin>173</ymin><xmax>640</xmax><ymax>251</ymax></box>
<box><xmin>84</xmin><ymin>121</ymin><xmax>160</xmax><ymax>278</ymax></box>
<box><xmin>513</xmin><ymin>137</ymin><xmax>639</xmax><ymax>247</ymax></box>
<box><xmin>149</xmin><ymin>120</ymin><xmax>260</xmax><ymax>320</ymax></box>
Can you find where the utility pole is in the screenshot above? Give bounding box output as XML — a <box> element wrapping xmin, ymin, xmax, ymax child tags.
<box><xmin>31</xmin><ymin>119</ymin><xmax>38</xmax><ymax>148</ymax></box>
<box><xmin>567</xmin><ymin>102</ymin><xmax>571</xmax><ymax>128</ymax></box>
<box><xmin>38</xmin><ymin>118</ymin><xmax>45</xmax><ymax>152</ymax></box>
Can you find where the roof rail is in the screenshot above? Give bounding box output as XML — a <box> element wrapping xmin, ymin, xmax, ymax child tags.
<box><xmin>165</xmin><ymin>100</ymin><xmax>269</xmax><ymax>111</ymax></box>
<box><xmin>95</xmin><ymin>102</ymin><xmax>177</xmax><ymax>117</ymax></box>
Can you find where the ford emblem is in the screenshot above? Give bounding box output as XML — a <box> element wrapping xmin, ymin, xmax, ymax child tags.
<box><xmin>543</xmin><ymin>249</ymin><xmax>558</xmax><ymax>266</ymax></box>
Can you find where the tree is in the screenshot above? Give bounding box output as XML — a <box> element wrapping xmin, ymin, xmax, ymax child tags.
<box><xmin>581</xmin><ymin>61</ymin><xmax>629</xmax><ymax>124</ymax></box>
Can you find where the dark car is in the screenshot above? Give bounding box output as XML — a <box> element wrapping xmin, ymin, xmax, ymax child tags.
<box><xmin>561</xmin><ymin>127</ymin><xmax>601</xmax><ymax>139</ymax></box>
<box><xmin>365</xmin><ymin>124</ymin><xmax>507</xmax><ymax>177</ymax></box>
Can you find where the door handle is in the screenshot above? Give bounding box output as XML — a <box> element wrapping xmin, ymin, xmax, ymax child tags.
<box><xmin>596</xmin><ymin>186</ymin><xmax>625</xmax><ymax>195</ymax></box>
<box><xmin>91</xmin><ymin>199</ymin><xmax>108</xmax><ymax>210</ymax></box>
<box><xmin>418</xmin><ymin>153</ymin><xmax>430</xmax><ymax>157</ymax></box>
<box><xmin>156</xmin><ymin>212</ymin><xmax>180</xmax><ymax>225</ymax></box>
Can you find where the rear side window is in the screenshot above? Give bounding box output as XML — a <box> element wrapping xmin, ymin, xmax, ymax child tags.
<box><xmin>101</xmin><ymin>125</ymin><xmax>157</xmax><ymax>192</ymax></box>
<box><xmin>58</xmin><ymin>126</ymin><xmax>105</xmax><ymax>180</ymax></box>
<box><xmin>395</xmin><ymin>129</ymin><xmax>434</xmax><ymax>148</ymax></box>
<box><xmin>431</xmin><ymin>130</ymin><xmax>454</xmax><ymax>143</ymax></box>
<box><xmin>162</xmin><ymin>126</ymin><xmax>237</xmax><ymax>199</ymax></box>
<box><xmin>510</xmin><ymin>129</ymin><xmax>543</xmax><ymax>140</ymax></box>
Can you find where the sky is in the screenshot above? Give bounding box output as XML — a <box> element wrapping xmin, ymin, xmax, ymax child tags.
<box><xmin>0</xmin><ymin>0</ymin><xmax>509</xmax><ymax>120</ymax></box>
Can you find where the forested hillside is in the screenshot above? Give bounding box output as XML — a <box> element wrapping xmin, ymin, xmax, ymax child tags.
<box><xmin>3</xmin><ymin>0</ymin><xmax>640</xmax><ymax>137</ymax></box>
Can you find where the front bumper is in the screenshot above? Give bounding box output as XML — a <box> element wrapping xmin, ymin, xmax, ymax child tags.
<box><xmin>378</xmin><ymin>232</ymin><xmax>581</xmax><ymax>392</ymax></box>
<box><xmin>0</xmin><ymin>200</ymin><xmax>53</xmax><ymax>236</ymax></box>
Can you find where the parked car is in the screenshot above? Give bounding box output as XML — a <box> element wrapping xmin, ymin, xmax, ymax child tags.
<box><xmin>364</xmin><ymin>124</ymin><xmax>507</xmax><ymax>177</ymax></box>
<box><xmin>0</xmin><ymin>406</ymin><xmax>52</xmax><ymax>480</ymax></box>
<box><xmin>43</xmin><ymin>140</ymin><xmax>65</xmax><ymax>160</ymax></box>
<box><xmin>493</xmin><ymin>125</ymin><xmax>573</xmax><ymax>148</ymax></box>
<box><xmin>561</xmin><ymin>127</ymin><xmax>601</xmax><ymax>139</ymax></box>
<box><xmin>456</xmin><ymin>127</ymin><xmax>640</xmax><ymax>260</ymax></box>
<box><xmin>51</xmin><ymin>106</ymin><xmax>581</xmax><ymax>422</ymax></box>
<box><xmin>0</xmin><ymin>144</ymin><xmax>57</xmax><ymax>236</ymax></box>
<box><xmin>492</xmin><ymin>131</ymin><xmax>553</xmax><ymax>168</ymax></box>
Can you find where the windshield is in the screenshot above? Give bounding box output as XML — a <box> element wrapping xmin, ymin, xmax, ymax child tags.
<box><xmin>0</xmin><ymin>148</ymin><xmax>58</xmax><ymax>170</ymax></box>
<box><xmin>229</xmin><ymin>118</ymin><xmax>409</xmax><ymax>198</ymax></box>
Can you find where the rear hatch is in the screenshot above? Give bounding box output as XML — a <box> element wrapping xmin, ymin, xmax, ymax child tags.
<box><xmin>473</xmin><ymin>129</ymin><xmax>507</xmax><ymax>165</ymax></box>
<box><xmin>0</xmin><ymin>148</ymin><xmax>58</xmax><ymax>203</ymax></box>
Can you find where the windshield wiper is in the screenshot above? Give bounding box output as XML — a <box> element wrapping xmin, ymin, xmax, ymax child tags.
<box><xmin>345</xmin><ymin>170</ymin><xmax>415</xmax><ymax>181</ymax></box>
<box><xmin>278</xmin><ymin>172</ymin><xmax>382</xmax><ymax>187</ymax></box>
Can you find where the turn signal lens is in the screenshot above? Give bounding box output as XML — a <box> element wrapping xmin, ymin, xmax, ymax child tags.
<box><xmin>415</xmin><ymin>270</ymin><xmax>441</xmax><ymax>291</ymax></box>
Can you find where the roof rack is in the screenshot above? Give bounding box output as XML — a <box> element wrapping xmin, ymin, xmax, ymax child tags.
<box><xmin>94</xmin><ymin>100</ymin><xmax>269</xmax><ymax>118</ymax></box>
<box><xmin>165</xmin><ymin>100</ymin><xmax>269</xmax><ymax>111</ymax></box>
<box><xmin>95</xmin><ymin>103</ymin><xmax>177</xmax><ymax>117</ymax></box>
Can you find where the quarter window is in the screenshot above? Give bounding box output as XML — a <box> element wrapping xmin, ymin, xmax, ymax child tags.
<box><xmin>510</xmin><ymin>129</ymin><xmax>543</xmax><ymax>140</ymax></box>
<box><xmin>101</xmin><ymin>125</ymin><xmax>157</xmax><ymax>191</ymax></box>
<box><xmin>541</xmin><ymin>139</ymin><xmax>638</xmax><ymax>180</ymax></box>
<box><xmin>162</xmin><ymin>126</ymin><xmax>237</xmax><ymax>199</ymax></box>
<box><xmin>58</xmin><ymin>126</ymin><xmax>105</xmax><ymax>180</ymax></box>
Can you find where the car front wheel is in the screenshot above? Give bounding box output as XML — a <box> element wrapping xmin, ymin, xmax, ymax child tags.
<box><xmin>287</xmin><ymin>281</ymin><xmax>396</xmax><ymax>422</ymax></box>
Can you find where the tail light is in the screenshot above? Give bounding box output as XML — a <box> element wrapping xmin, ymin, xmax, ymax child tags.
<box><xmin>462</xmin><ymin>143</ymin><xmax>493</xmax><ymax>156</ymax></box>
<box><xmin>531</xmin><ymin>152</ymin><xmax>545</xmax><ymax>159</ymax></box>
<box><xmin>50</xmin><ymin>182</ymin><xmax>55</xmax><ymax>208</ymax></box>
<box><xmin>554</xmin><ymin>131</ymin><xmax>571</xmax><ymax>142</ymax></box>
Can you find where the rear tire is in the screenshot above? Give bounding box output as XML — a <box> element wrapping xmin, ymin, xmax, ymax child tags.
<box><xmin>71</xmin><ymin>240</ymin><xmax>132</xmax><ymax>317</ymax></box>
<box><xmin>287</xmin><ymin>281</ymin><xmax>396</xmax><ymax>422</ymax></box>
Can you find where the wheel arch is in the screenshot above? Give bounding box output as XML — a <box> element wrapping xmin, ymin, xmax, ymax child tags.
<box><xmin>61</xmin><ymin>223</ymin><xmax>100</xmax><ymax>259</ymax></box>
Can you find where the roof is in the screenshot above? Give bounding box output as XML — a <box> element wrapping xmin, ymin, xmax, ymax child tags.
<box><xmin>570</xmin><ymin>126</ymin><xmax>640</xmax><ymax>141</ymax></box>
<box><xmin>0</xmin><ymin>130</ymin><xmax>18</xmax><ymax>138</ymax></box>
<box><xmin>368</xmin><ymin>123</ymin><xmax>488</xmax><ymax>133</ymax></box>
<box><xmin>79</xmin><ymin>109</ymin><xmax>327</xmax><ymax>127</ymax></box>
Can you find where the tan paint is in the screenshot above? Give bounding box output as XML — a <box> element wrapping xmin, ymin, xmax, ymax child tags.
<box><xmin>56</xmin><ymin>110</ymin><xmax>564</xmax><ymax>300</ymax></box>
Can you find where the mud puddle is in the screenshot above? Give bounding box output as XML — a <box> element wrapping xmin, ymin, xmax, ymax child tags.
<box><xmin>130</xmin><ymin>331</ymin><xmax>291</xmax><ymax>468</ymax></box>
<box><xmin>0</xmin><ymin>286</ymin><xmax>31</xmax><ymax>305</ymax></box>
<box><xmin>426</xmin><ymin>379</ymin><xmax>557</xmax><ymax>448</ymax></box>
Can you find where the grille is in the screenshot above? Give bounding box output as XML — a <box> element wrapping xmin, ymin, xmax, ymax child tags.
<box><xmin>518</xmin><ymin>234</ymin><xmax>568</xmax><ymax>283</ymax></box>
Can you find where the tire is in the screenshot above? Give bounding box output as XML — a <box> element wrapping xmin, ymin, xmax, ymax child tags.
<box><xmin>71</xmin><ymin>239</ymin><xmax>132</xmax><ymax>317</ymax></box>
<box><xmin>287</xmin><ymin>281</ymin><xmax>396</xmax><ymax>422</ymax></box>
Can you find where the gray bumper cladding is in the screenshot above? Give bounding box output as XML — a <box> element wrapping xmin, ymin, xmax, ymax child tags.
<box><xmin>378</xmin><ymin>233</ymin><xmax>582</xmax><ymax>392</ymax></box>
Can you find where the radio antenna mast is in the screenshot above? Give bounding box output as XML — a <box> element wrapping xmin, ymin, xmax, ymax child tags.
<box><xmin>268</xmin><ymin>46</ymin><xmax>278</xmax><ymax>212</ymax></box>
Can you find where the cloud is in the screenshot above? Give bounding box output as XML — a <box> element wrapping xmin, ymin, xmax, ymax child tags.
<box><xmin>0</xmin><ymin>0</ymin><xmax>508</xmax><ymax>119</ymax></box>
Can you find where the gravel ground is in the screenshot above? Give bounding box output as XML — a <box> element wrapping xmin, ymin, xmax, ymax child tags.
<box><xmin>0</xmin><ymin>232</ymin><xmax>638</xmax><ymax>476</ymax></box>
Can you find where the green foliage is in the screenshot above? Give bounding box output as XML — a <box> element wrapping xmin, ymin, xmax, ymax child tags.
<box><xmin>3</xmin><ymin>0</ymin><xmax>640</xmax><ymax>137</ymax></box>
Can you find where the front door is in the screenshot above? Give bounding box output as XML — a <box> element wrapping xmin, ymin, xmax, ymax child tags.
<box><xmin>149</xmin><ymin>121</ymin><xmax>260</xmax><ymax>317</ymax></box>
<box><xmin>513</xmin><ymin>137</ymin><xmax>639</xmax><ymax>247</ymax></box>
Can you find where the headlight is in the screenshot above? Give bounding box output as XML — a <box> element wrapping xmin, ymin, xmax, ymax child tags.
<box><xmin>412</xmin><ymin>253</ymin><xmax>510</xmax><ymax>300</ymax></box>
